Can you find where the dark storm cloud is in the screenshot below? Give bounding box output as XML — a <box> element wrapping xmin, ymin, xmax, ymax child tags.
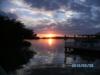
<box><xmin>25</xmin><ymin>0</ymin><xmax>69</xmax><ymax>10</ymax></box>
<box><xmin>24</xmin><ymin>0</ymin><xmax>100</xmax><ymax>10</ymax></box>
<box><xmin>85</xmin><ymin>0</ymin><xmax>100</xmax><ymax>6</ymax></box>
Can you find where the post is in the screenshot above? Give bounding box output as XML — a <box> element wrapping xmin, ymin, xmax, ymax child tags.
<box><xmin>64</xmin><ymin>35</ymin><xmax>67</xmax><ymax>65</ymax></box>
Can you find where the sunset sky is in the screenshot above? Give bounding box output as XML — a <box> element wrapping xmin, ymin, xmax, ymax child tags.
<box><xmin>0</xmin><ymin>0</ymin><xmax>100</xmax><ymax>35</ymax></box>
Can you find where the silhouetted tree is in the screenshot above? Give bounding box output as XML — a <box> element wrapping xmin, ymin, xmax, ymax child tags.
<box><xmin>95</xmin><ymin>32</ymin><xmax>100</xmax><ymax>39</ymax></box>
<box><xmin>0</xmin><ymin>15</ymin><xmax>36</xmax><ymax>72</ymax></box>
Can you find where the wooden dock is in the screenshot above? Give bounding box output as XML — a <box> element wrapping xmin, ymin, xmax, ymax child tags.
<box><xmin>64</xmin><ymin>35</ymin><xmax>100</xmax><ymax>65</ymax></box>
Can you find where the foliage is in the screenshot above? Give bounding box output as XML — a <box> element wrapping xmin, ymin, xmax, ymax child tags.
<box><xmin>0</xmin><ymin>15</ymin><xmax>36</xmax><ymax>72</ymax></box>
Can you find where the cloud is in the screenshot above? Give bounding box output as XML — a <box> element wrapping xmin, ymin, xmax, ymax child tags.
<box><xmin>25</xmin><ymin>0</ymin><xmax>69</xmax><ymax>10</ymax></box>
<box><xmin>1</xmin><ymin>0</ymin><xmax>83</xmax><ymax>27</ymax></box>
<box><xmin>0</xmin><ymin>0</ymin><xmax>100</xmax><ymax>34</ymax></box>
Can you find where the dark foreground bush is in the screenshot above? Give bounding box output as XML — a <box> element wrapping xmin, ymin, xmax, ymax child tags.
<box><xmin>0</xmin><ymin>15</ymin><xmax>36</xmax><ymax>72</ymax></box>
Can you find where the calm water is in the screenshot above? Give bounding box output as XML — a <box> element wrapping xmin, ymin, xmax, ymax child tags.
<box><xmin>26</xmin><ymin>39</ymin><xmax>100</xmax><ymax>68</ymax></box>
<box><xmin>15</xmin><ymin>39</ymin><xmax>100</xmax><ymax>75</ymax></box>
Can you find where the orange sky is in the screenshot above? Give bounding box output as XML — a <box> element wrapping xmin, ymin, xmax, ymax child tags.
<box><xmin>37</xmin><ymin>33</ymin><xmax>63</xmax><ymax>38</ymax></box>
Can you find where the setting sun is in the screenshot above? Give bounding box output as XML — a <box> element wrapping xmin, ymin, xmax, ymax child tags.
<box><xmin>38</xmin><ymin>33</ymin><xmax>59</xmax><ymax>38</ymax></box>
<box><xmin>46</xmin><ymin>34</ymin><xmax>55</xmax><ymax>38</ymax></box>
<box><xmin>37</xmin><ymin>33</ymin><xmax>56</xmax><ymax>46</ymax></box>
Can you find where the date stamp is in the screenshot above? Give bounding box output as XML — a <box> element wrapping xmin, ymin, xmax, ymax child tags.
<box><xmin>71</xmin><ymin>64</ymin><xmax>94</xmax><ymax>68</ymax></box>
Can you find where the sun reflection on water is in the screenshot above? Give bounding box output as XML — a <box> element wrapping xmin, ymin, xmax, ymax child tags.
<box><xmin>48</xmin><ymin>39</ymin><xmax>53</xmax><ymax>46</ymax></box>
